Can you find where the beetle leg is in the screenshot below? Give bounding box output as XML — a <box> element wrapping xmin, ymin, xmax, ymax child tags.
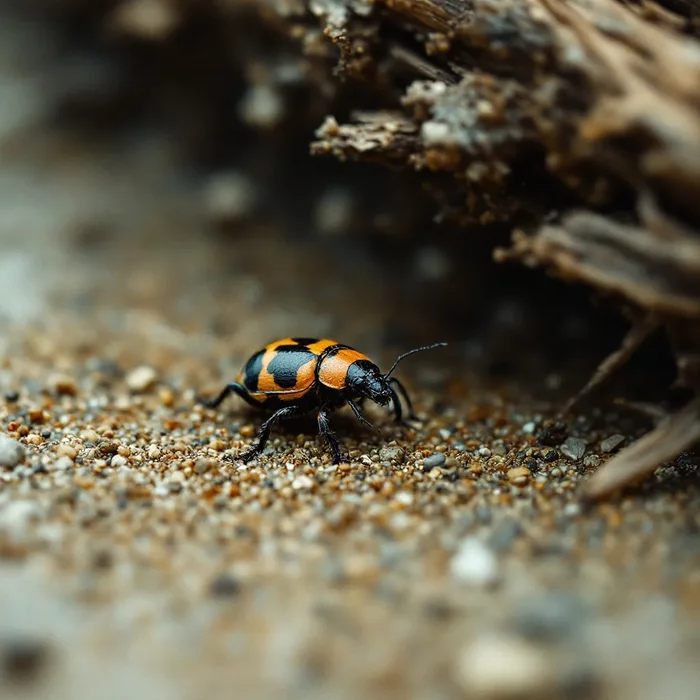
<box><xmin>388</xmin><ymin>385</ymin><xmax>415</xmax><ymax>428</ymax></box>
<box><xmin>388</xmin><ymin>385</ymin><xmax>404</xmax><ymax>423</ymax></box>
<box><xmin>317</xmin><ymin>407</ymin><xmax>344</xmax><ymax>464</ymax></box>
<box><xmin>197</xmin><ymin>382</ymin><xmax>259</xmax><ymax>410</ymax></box>
<box><xmin>238</xmin><ymin>405</ymin><xmax>309</xmax><ymax>461</ymax></box>
<box><xmin>388</xmin><ymin>377</ymin><xmax>419</xmax><ymax>421</ymax></box>
<box><xmin>347</xmin><ymin>399</ymin><xmax>380</xmax><ymax>432</ymax></box>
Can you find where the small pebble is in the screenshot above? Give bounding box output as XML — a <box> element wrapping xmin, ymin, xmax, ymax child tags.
<box><xmin>478</xmin><ymin>447</ymin><xmax>491</xmax><ymax>457</ymax></box>
<box><xmin>49</xmin><ymin>374</ymin><xmax>78</xmax><ymax>396</ymax></box>
<box><xmin>564</xmin><ymin>503</ymin><xmax>582</xmax><ymax>517</ymax></box>
<box><xmin>492</xmin><ymin>443</ymin><xmax>507</xmax><ymax>457</ymax></box>
<box><xmin>507</xmin><ymin>466</ymin><xmax>530</xmax><ymax>485</ymax></box>
<box><xmin>476</xmin><ymin>506</ymin><xmax>492</xmax><ymax>523</ymax></box>
<box><xmin>52</xmin><ymin>456</ymin><xmax>75</xmax><ymax>472</ymax></box>
<box><xmin>292</xmin><ymin>475</ymin><xmax>314</xmax><ymax>490</ymax></box>
<box><xmin>81</xmin><ymin>429</ymin><xmax>99</xmax><ymax>443</ymax></box>
<box><xmin>27</xmin><ymin>409</ymin><xmax>46</xmax><ymax>425</ymax></box>
<box><xmin>423</xmin><ymin>453</ymin><xmax>446</xmax><ymax>469</ymax></box>
<box><xmin>512</xmin><ymin>593</ymin><xmax>588</xmax><ymax>642</ymax></box>
<box><xmin>194</xmin><ymin>458</ymin><xmax>215</xmax><ymax>475</ymax></box>
<box><xmin>560</xmin><ymin>437</ymin><xmax>586</xmax><ymax>460</ymax></box>
<box><xmin>395</xmin><ymin>491</ymin><xmax>414</xmax><ymax>506</ymax></box>
<box><xmin>126</xmin><ymin>366</ymin><xmax>158</xmax><ymax>392</ymax></box>
<box><xmin>488</xmin><ymin>521</ymin><xmax>522</xmax><ymax>553</ymax></box>
<box><xmin>455</xmin><ymin>634</ymin><xmax>554</xmax><ymax>698</ymax></box>
<box><xmin>450</xmin><ymin>538</ymin><xmax>499</xmax><ymax>586</ymax></box>
<box><xmin>379</xmin><ymin>446</ymin><xmax>405</xmax><ymax>463</ymax></box>
<box><xmin>209</xmin><ymin>573</ymin><xmax>241</xmax><ymax>597</ymax></box>
<box><xmin>0</xmin><ymin>500</ymin><xmax>40</xmax><ymax>533</ymax></box>
<box><xmin>110</xmin><ymin>454</ymin><xmax>128</xmax><ymax>468</ymax></box>
<box><xmin>522</xmin><ymin>421</ymin><xmax>536</xmax><ymax>434</ymax></box>
<box><xmin>1</xmin><ymin>637</ymin><xmax>51</xmax><ymax>684</ymax></box>
<box><xmin>0</xmin><ymin>434</ymin><xmax>26</xmax><ymax>468</ymax></box>
<box><xmin>600</xmin><ymin>434</ymin><xmax>625</xmax><ymax>453</ymax></box>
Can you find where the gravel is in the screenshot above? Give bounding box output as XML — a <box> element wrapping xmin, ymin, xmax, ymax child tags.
<box><xmin>560</xmin><ymin>436</ymin><xmax>587</xmax><ymax>460</ymax></box>
<box><xmin>0</xmin><ymin>435</ymin><xmax>25</xmax><ymax>468</ymax></box>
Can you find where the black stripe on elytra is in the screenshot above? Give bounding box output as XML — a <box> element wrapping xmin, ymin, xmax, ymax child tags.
<box><xmin>243</xmin><ymin>349</ymin><xmax>265</xmax><ymax>392</ymax></box>
<box><xmin>291</xmin><ymin>337</ymin><xmax>318</xmax><ymax>346</ymax></box>
<box><xmin>266</xmin><ymin>346</ymin><xmax>315</xmax><ymax>388</ymax></box>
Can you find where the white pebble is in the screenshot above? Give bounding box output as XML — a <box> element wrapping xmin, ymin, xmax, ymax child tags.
<box><xmin>111</xmin><ymin>454</ymin><xmax>128</xmax><ymax>468</ymax></box>
<box><xmin>564</xmin><ymin>503</ymin><xmax>581</xmax><ymax>517</ymax></box>
<box><xmin>455</xmin><ymin>634</ymin><xmax>553</xmax><ymax>698</ymax></box>
<box><xmin>0</xmin><ymin>434</ymin><xmax>25</xmax><ymax>468</ymax></box>
<box><xmin>53</xmin><ymin>456</ymin><xmax>75</xmax><ymax>472</ymax></box>
<box><xmin>126</xmin><ymin>365</ymin><xmax>158</xmax><ymax>392</ymax></box>
<box><xmin>395</xmin><ymin>491</ymin><xmax>414</xmax><ymax>506</ymax></box>
<box><xmin>450</xmin><ymin>537</ymin><xmax>499</xmax><ymax>586</ymax></box>
<box><xmin>0</xmin><ymin>500</ymin><xmax>40</xmax><ymax>534</ymax></box>
<box><xmin>292</xmin><ymin>475</ymin><xmax>314</xmax><ymax>490</ymax></box>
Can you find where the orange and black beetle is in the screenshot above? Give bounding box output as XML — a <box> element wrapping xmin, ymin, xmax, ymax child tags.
<box><xmin>197</xmin><ymin>337</ymin><xmax>447</xmax><ymax>463</ymax></box>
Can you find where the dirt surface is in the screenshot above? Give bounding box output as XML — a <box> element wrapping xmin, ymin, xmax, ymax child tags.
<box><xmin>2</xmin><ymin>188</ymin><xmax>700</xmax><ymax>700</ymax></box>
<box><xmin>1</xmin><ymin>12</ymin><xmax>700</xmax><ymax>700</ymax></box>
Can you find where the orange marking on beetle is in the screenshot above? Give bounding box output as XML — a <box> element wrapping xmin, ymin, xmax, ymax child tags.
<box><xmin>306</xmin><ymin>339</ymin><xmax>339</xmax><ymax>355</ymax></box>
<box><xmin>318</xmin><ymin>348</ymin><xmax>369</xmax><ymax>390</ymax></box>
<box><xmin>265</xmin><ymin>338</ymin><xmax>296</xmax><ymax>351</ymax></box>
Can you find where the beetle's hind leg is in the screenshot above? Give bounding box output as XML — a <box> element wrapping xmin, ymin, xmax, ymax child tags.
<box><xmin>238</xmin><ymin>405</ymin><xmax>309</xmax><ymax>462</ymax></box>
<box><xmin>197</xmin><ymin>382</ymin><xmax>258</xmax><ymax>410</ymax></box>
<box><xmin>317</xmin><ymin>407</ymin><xmax>344</xmax><ymax>464</ymax></box>
<box><xmin>388</xmin><ymin>377</ymin><xmax>419</xmax><ymax>422</ymax></box>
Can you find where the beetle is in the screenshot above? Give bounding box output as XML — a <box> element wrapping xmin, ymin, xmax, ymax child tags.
<box><xmin>197</xmin><ymin>337</ymin><xmax>447</xmax><ymax>464</ymax></box>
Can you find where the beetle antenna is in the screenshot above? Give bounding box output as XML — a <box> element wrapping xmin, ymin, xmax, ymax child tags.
<box><xmin>383</xmin><ymin>342</ymin><xmax>448</xmax><ymax>379</ymax></box>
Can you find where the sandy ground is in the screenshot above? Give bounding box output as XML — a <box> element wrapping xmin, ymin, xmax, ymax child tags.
<box><xmin>1</xmin><ymin>12</ymin><xmax>699</xmax><ymax>700</ymax></box>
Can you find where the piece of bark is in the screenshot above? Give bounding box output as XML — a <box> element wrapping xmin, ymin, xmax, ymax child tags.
<box><xmin>496</xmin><ymin>210</ymin><xmax>700</xmax><ymax>316</ymax></box>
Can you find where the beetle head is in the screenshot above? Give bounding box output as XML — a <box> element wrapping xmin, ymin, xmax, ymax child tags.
<box><xmin>346</xmin><ymin>361</ymin><xmax>392</xmax><ymax>406</ymax></box>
